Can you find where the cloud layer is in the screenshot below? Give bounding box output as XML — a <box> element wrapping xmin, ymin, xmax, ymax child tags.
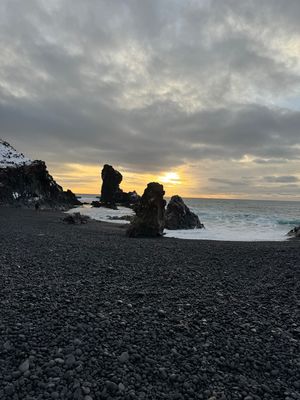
<box><xmin>1</xmin><ymin>0</ymin><xmax>300</xmax><ymax>197</ymax></box>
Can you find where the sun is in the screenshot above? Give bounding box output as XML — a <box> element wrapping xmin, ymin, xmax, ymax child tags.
<box><xmin>158</xmin><ymin>172</ymin><xmax>181</xmax><ymax>185</ymax></box>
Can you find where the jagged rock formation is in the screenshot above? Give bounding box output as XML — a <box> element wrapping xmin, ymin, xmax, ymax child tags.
<box><xmin>0</xmin><ymin>140</ymin><xmax>80</xmax><ymax>209</ymax></box>
<box><xmin>287</xmin><ymin>226</ymin><xmax>300</xmax><ymax>238</ymax></box>
<box><xmin>100</xmin><ymin>164</ymin><xmax>123</xmax><ymax>207</ymax></box>
<box><xmin>165</xmin><ymin>195</ymin><xmax>204</xmax><ymax>230</ymax></box>
<box><xmin>100</xmin><ymin>164</ymin><xmax>140</xmax><ymax>208</ymax></box>
<box><xmin>127</xmin><ymin>182</ymin><xmax>166</xmax><ymax>237</ymax></box>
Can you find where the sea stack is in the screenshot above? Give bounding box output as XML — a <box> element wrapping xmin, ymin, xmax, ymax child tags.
<box><xmin>165</xmin><ymin>195</ymin><xmax>204</xmax><ymax>230</ymax></box>
<box><xmin>0</xmin><ymin>139</ymin><xmax>80</xmax><ymax>209</ymax></box>
<box><xmin>99</xmin><ymin>164</ymin><xmax>140</xmax><ymax>208</ymax></box>
<box><xmin>100</xmin><ymin>164</ymin><xmax>123</xmax><ymax>208</ymax></box>
<box><xmin>126</xmin><ymin>182</ymin><xmax>166</xmax><ymax>237</ymax></box>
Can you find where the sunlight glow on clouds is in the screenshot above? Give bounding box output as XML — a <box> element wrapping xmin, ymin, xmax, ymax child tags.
<box><xmin>158</xmin><ymin>172</ymin><xmax>181</xmax><ymax>185</ymax></box>
<box><xmin>1</xmin><ymin>0</ymin><xmax>300</xmax><ymax>199</ymax></box>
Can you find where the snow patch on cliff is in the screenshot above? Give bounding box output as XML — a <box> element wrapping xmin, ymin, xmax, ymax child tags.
<box><xmin>0</xmin><ymin>140</ymin><xmax>32</xmax><ymax>168</ymax></box>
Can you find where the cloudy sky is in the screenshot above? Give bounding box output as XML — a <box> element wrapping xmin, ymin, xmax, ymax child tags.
<box><xmin>1</xmin><ymin>0</ymin><xmax>300</xmax><ymax>198</ymax></box>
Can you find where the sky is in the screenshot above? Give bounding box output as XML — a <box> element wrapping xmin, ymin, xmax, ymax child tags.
<box><xmin>1</xmin><ymin>0</ymin><xmax>300</xmax><ymax>199</ymax></box>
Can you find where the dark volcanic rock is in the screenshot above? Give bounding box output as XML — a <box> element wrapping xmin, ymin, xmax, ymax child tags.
<box><xmin>91</xmin><ymin>200</ymin><xmax>118</xmax><ymax>210</ymax></box>
<box><xmin>91</xmin><ymin>200</ymin><xmax>101</xmax><ymax>208</ymax></box>
<box><xmin>0</xmin><ymin>160</ymin><xmax>80</xmax><ymax>209</ymax></box>
<box><xmin>100</xmin><ymin>164</ymin><xmax>123</xmax><ymax>206</ymax></box>
<box><xmin>100</xmin><ymin>164</ymin><xmax>140</xmax><ymax>207</ymax></box>
<box><xmin>165</xmin><ymin>195</ymin><xmax>204</xmax><ymax>230</ymax></box>
<box><xmin>63</xmin><ymin>213</ymin><xmax>90</xmax><ymax>224</ymax></box>
<box><xmin>287</xmin><ymin>226</ymin><xmax>300</xmax><ymax>238</ymax></box>
<box><xmin>126</xmin><ymin>182</ymin><xmax>166</xmax><ymax>237</ymax></box>
<box><xmin>115</xmin><ymin>189</ymin><xmax>140</xmax><ymax>206</ymax></box>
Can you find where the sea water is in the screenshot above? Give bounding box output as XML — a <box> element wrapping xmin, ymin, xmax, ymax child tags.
<box><xmin>73</xmin><ymin>195</ymin><xmax>300</xmax><ymax>241</ymax></box>
<box><xmin>166</xmin><ymin>198</ymin><xmax>300</xmax><ymax>241</ymax></box>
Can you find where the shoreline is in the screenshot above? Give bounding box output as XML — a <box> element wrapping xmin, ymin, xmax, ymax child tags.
<box><xmin>0</xmin><ymin>207</ymin><xmax>299</xmax><ymax>399</ymax></box>
<box><xmin>0</xmin><ymin>205</ymin><xmax>294</xmax><ymax>244</ymax></box>
<box><xmin>66</xmin><ymin>204</ymin><xmax>291</xmax><ymax>243</ymax></box>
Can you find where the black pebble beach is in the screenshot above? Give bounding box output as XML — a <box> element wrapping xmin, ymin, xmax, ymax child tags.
<box><xmin>0</xmin><ymin>208</ymin><xmax>299</xmax><ymax>400</ymax></box>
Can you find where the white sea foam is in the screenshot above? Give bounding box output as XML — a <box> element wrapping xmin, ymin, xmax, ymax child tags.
<box><xmin>66</xmin><ymin>205</ymin><xmax>134</xmax><ymax>224</ymax></box>
<box><xmin>165</xmin><ymin>226</ymin><xmax>288</xmax><ymax>242</ymax></box>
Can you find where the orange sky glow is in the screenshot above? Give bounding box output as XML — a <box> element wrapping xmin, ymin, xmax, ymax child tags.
<box><xmin>50</xmin><ymin>162</ymin><xmax>250</xmax><ymax>199</ymax></box>
<box><xmin>50</xmin><ymin>163</ymin><xmax>194</xmax><ymax>197</ymax></box>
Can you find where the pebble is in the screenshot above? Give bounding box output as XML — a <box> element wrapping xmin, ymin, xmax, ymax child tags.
<box><xmin>3</xmin><ymin>341</ymin><xmax>12</xmax><ymax>350</ymax></box>
<box><xmin>271</xmin><ymin>369</ymin><xmax>279</xmax><ymax>376</ymax></box>
<box><xmin>19</xmin><ymin>359</ymin><xmax>30</xmax><ymax>373</ymax></box>
<box><xmin>65</xmin><ymin>354</ymin><xmax>76</xmax><ymax>367</ymax></box>
<box><xmin>74</xmin><ymin>387</ymin><xmax>83</xmax><ymax>399</ymax></box>
<box><xmin>119</xmin><ymin>351</ymin><xmax>129</xmax><ymax>363</ymax></box>
<box><xmin>82</xmin><ymin>386</ymin><xmax>91</xmax><ymax>394</ymax></box>
<box><xmin>12</xmin><ymin>371</ymin><xmax>21</xmax><ymax>379</ymax></box>
<box><xmin>4</xmin><ymin>384</ymin><xmax>15</xmax><ymax>395</ymax></box>
<box><xmin>105</xmin><ymin>380</ymin><xmax>118</xmax><ymax>392</ymax></box>
<box><xmin>159</xmin><ymin>367</ymin><xmax>167</xmax><ymax>379</ymax></box>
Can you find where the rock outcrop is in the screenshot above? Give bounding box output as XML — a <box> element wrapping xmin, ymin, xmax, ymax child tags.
<box><xmin>99</xmin><ymin>164</ymin><xmax>140</xmax><ymax>208</ymax></box>
<box><xmin>91</xmin><ymin>200</ymin><xmax>101</xmax><ymax>208</ymax></box>
<box><xmin>126</xmin><ymin>182</ymin><xmax>166</xmax><ymax>237</ymax></box>
<box><xmin>63</xmin><ymin>213</ymin><xmax>90</xmax><ymax>224</ymax></box>
<box><xmin>100</xmin><ymin>164</ymin><xmax>123</xmax><ymax>207</ymax></box>
<box><xmin>0</xmin><ymin>140</ymin><xmax>80</xmax><ymax>209</ymax></box>
<box><xmin>165</xmin><ymin>195</ymin><xmax>204</xmax><ymax>230</ymax></box>
<box><xmin>287</xmin><ymin>226</ymin><xmax>300</xmax><ymax>238</ymax></box>
<box><xmin>115</xmin><ymin>190</ymin><xmax>140</xmax><ymax>207</ymax></box>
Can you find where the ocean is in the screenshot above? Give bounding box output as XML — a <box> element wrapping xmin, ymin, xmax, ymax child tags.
<box><xmin>74</xmin><ymin>195</ymin><xmax>300</xmax><ymax>241</ymax></box>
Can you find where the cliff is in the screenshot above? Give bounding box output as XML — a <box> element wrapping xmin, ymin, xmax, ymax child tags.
<box><xmin>0</xmin><ymin>140</ymin><xmax>80</xmax><ymax>209</ymax></box>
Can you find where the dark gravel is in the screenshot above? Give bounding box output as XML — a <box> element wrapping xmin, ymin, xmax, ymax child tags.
<box><xmin>0</xmin><ymin>207</ymin><xmax>299</xmax><ymax>400</ymax></box>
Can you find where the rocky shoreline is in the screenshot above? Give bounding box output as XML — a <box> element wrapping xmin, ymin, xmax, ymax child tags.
<box><xmin>0</xmin><ymin>208</ymin><xmax>299</xmax><ymax>400</ymax></box>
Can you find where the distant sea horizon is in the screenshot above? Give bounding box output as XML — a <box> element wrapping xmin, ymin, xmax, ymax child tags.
<box><xmin>76</xmin><ymin>193</ymin><xmax>300</xmax><ymax>203</ymax></box>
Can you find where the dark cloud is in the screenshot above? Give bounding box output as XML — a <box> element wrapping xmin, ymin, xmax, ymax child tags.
<box><xmin>264</xmin><ymin>175</ymin><xmax>299</xmax><ymax>183</ymax></box>
<box><xmin>252</xmin><ymin>158</ymin><xmax>288</xmax><ymax>164</ymax></box>
<box><xmin>1</xmin><ymin>0</ymin><xmax>300</xmax><ymax>195</ymax></box>
<box><xmin>209</xmin><ymin>177</ymin><xmax>252</xmax><ymax>187</ymax></box>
